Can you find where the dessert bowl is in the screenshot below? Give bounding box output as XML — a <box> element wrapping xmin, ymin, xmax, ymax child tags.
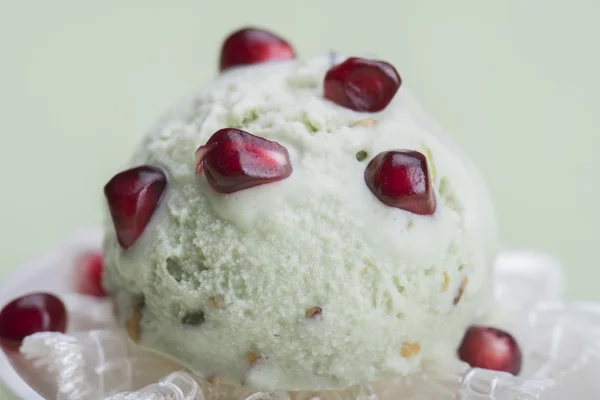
<box><xmin>1</xmin><ymin>229</ymin><xmax>599</xmax><ymax>399</ymax></box>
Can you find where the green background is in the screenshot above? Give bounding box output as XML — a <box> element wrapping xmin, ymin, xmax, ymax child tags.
<box><xmin>0</xmin><ymin>1</ymin><xmax>599</xmax><ymax>396</ymax></box>
<box><xmin>1</xmin><ymin>0</ymin><xmax>599</xmax><ymax>295</ymax></box>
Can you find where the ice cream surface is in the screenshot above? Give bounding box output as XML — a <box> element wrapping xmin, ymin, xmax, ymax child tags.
<box><xmin>103</xmin><ymin>48</ymin><xmax>497</xmax><ymax>390</ymax></box>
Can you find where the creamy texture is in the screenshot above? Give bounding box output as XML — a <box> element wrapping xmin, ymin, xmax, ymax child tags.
<box><xmin>103</xmin><ymin>55</ymin><xmax>497</xmax><ymax>390</ymax></box>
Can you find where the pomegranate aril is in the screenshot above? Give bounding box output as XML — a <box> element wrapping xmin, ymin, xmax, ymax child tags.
<box><xmin>195</xmin><ymin>128</ymin><xmax>292</xmax><ymax>194</ymax></box>
<box><xmin>220</xmin><ymin>27</ymin><xmax>295</xmax><ymax>72</ymax></box>
<box><xmin>458</xmin><ymin>326</ymin><xmax>522</xmax><ymax>375</ymax></box>
<box><xmin>104</xmin><ymin>166</ymin><xmax>167</xmax><ymax>249</ymax></box>
<box><xmin>0</xmin><ymin>293</ymin><xmax>67</xmax><ymax>351</ymax></box>
<box><xmin>365</xmin><ymin>150</ymin><xmax>435</xmax><ymax>215</ymax></box>
<box><xmin>324</xmin><ymin>57</ymin><xmax>401</xmax><ymax>112</ymax></box>
<box><xmin>75</xmin><ymin>251</ymin><xmax>106</xmax><ymax>297</ymax></box>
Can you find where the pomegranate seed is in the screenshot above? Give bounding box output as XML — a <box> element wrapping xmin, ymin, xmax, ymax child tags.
<box><xmin>0</xmin><ymin>293</ymin><xmax>67</xmax><ymax>351</ymax></box>
<box><xmin>195</xmin><ymin>128</ymin><xmax>292</xmax><ymax>194</ymax></box>
<box><xmin>75</xmin><ymin>251</ymin><xmax>106</xmax><ymax>297</ymax></box>
<box><xmin>324</xmin><ymin>57</ymin><xmax>401</xmax><ymax>112</ymax></box>
<box><xmin>364</xmin><ymin>150</ymin><xmax>435</xmax><ymax>215</ymax></box>
<box><xmin>219</xmin><ymin>27</ymin><xmax>295</xmax><ymax>72</ymax></box>
<box><xmin>458</xmin><ymin>326</ymin><xmax>522</xmax><ymax>375</ymax></box>
<box><xmin>104</xmin><ymin>166</ymin><xmax>167</xmax><ymax>249</ymax></box>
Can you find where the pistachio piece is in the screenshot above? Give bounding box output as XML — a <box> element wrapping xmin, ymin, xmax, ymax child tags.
<box><xmin>351</xmin><ymin>118</ymin><xmax>377</xmax><ymax>127</ymax></box>
<box><xmin>453</xmin><ymin>277</ymin><xmax>469</xmax><ymax>305</ymax></box>
<box><xmin>246</xmin><ymin>351</ymin><xmax>261</xmax><ymax>367</ymax></box>
<box><xmin>400</xmin><ymin>341</ymin><xmax>420</xmax><ymax>358</ymax></box>
<box><xmin>441</xmin><ymin>272</ymin><xmax>450</xmax><ymax>292</ymax></box>
<box><xmin>125</xmin><ymin>308</ymin><xmax>141</xmax><ymax>342</ymax></box>
<box><xmin>305</xmin><ymin>306</ymin><xmax>323</xmax><ymax>320</ymax></box>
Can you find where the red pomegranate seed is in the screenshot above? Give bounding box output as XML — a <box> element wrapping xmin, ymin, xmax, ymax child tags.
<box><xmin>458</xmin><ymin>326</ymin><xmax>523</xmax><ymax>375</ymax></box>
<box><xmin>220</xmin><ymin>27</ymin><xmax>295</xmax><ymax>72</ymax></box>
<box><xmin>195</xmin><ymin>128</ymin><xmax>292</xmax><ymax>194</ymax></box>
<box><xmin>364</xmin><ymin>150</ymin><xmax>435</xmax><ymax>215</ymax></box>
<box><xmin>104</xmin><ymin>166</ymin><xmax>167</xmax><ymax>249</ymax></box>
<box><xmin>75</xmin><ymin>251</ymin><xmax>106</xmax><ymax>298</ymax></box>
<box><xmin>0</xmin><ymin>293</ymin><xmax>67</xmax><ymax>351</ymax></box>
<box><xmin>324</xmin><ymin>57</ymin><xmax>401</xmax><ymax>112</ymax></box>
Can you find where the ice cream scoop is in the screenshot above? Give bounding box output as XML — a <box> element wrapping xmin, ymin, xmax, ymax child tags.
<box><xmin>102</xmin><ymin>28</ymin><xmax>497</xmax><ymax>391</ymax></box>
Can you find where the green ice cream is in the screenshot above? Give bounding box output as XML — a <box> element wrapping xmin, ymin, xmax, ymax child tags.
<box><xmin>103</xmin><ymin>54</ymin><xmax>497</xmax><ymax>390</ymax></box>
